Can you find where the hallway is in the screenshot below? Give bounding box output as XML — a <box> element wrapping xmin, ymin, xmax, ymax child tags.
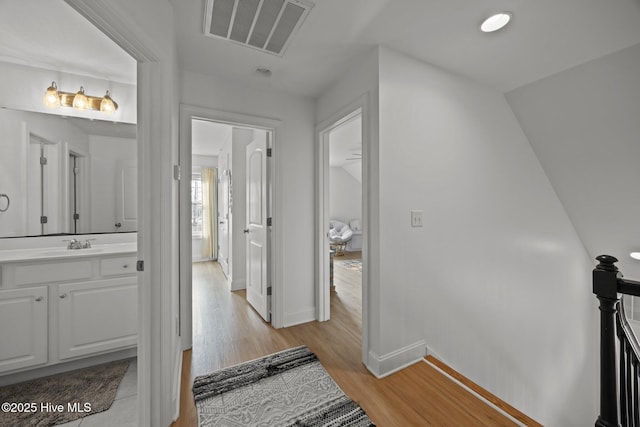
<box><xmin>171</xmin><ymin>261</ymin><xmax>530</xmax><ymax>426</ymax></box>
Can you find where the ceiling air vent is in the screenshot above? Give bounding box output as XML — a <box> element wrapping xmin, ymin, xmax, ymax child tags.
<box><xmin>204</xmin><ymin>0</ymin><xmax>314</xmax><ymax>56</ymax></box>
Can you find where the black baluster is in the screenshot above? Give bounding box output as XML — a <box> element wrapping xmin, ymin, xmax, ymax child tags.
<box><xmin>594</xmin><ymin>255</ymin><xmax>621</xmax><ymax>427</ymax></box>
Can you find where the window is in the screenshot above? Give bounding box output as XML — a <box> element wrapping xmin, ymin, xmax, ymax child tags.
<box><xmin>191</xmin><ymin>174</ymin><xmax>203</xmax><ymax>237</ymax></box>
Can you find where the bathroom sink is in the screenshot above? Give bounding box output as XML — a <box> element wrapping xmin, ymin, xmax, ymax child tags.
<box><xmin>34</xmin><ymin>248</ymin><xmax>105</xmax><ymax>257</ymax></box>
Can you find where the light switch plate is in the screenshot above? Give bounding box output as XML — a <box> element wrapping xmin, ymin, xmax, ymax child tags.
<box><xmin>411</xmin><ymin>210</ymin><xmax>423</xmax><ymax>227</ymax></box>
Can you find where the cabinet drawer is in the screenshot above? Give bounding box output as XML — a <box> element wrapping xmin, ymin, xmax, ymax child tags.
<box><xmin>15</xmin><ymin>261</ymin><xmax>92</xmax><ymax>285</ymax></box>
<box><xmin>100</xmin><ymin>256</ymin><xmax>137</xmax><ymax>277</ymax></box>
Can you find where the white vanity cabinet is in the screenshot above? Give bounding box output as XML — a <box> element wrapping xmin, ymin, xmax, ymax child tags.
<box><xmin>0</xmin><ymin>286</ymin><xmax>48</xmax><ymax>372</ymax></box>
<box><xmin>57</xmin><ymin>277</ymin><xmax>137</xmax><ymax>360</ymax></box>
<box><xmin>0</xmin><ymin>248</ymin><xmax>137</xmax><ymax>377</ymax></box>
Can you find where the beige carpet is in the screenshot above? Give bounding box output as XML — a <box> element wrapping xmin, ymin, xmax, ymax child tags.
<box><xmin>0</xmin><ymin>360</ymin><xmax>129</xmax><ymax>427</ymax></box>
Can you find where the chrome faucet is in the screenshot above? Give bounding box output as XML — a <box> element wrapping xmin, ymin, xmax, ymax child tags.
<box><xmin>64</xmin><ymin>238</ymin><xmax>95</xmax><ymax>249</ymax></box>
<box><xmin>65</xmin><ymin>238</ymin><xmax>83</xmax><ymax>249</ymax></box>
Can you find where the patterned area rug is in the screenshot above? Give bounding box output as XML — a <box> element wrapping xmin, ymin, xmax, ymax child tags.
<box><xmin>335</xmin><ymin>259</ymin><xmax>362</xmax><ymax>272</ymax></box>
<box><xmin>0</xmin><ymin>359</ymin><xmax>129</xmax><ymax>427</ymax></box>
<box><xmin>193</xmin><ymin>346</ymin><xmax>375</xmax><ymax>427</ymax></box>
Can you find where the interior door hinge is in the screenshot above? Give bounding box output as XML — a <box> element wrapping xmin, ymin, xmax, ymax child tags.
<box><xmin>40</xmin><ymin>216</ymin><xmax>48</xmax><ymax>224</ymax></box>
<box><xmin>267</xmin><ymin>148</ymin><xmax>272</xmax><ymax>157</ymax></box>
<box><xmin>136</xmin><ymin>260</ymin><xmax>144</xmax><ymax>272</ymax></box>
<box><xmin>267</xmin><ymin>217</ymin><xmax>272</xmax><ymax>226</ymax></box>
<box><xmin>173</xmin><ymin>165</ymin><xmax>181</xmax><ymax>181</ymax></box>
<box><xmin>40</xmin><ymin>156</ymin><xmax>48</xmax><ymax>165</ymax></box>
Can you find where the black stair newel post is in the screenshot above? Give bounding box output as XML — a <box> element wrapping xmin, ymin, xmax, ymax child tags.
<box><xmin>593</xmin><ymin>255</ymin><xmax>621</xmax><ymax>427</ymax></box>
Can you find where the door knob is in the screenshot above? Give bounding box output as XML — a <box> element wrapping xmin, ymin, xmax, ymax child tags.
<box><xmin>243</xmin><ymin>229</ymin><xmax>250</xmax><ymax>234</ymax></box>
<box><xmin>115</xmin><ymin>222</ymin><xmax>122</xmax><ymax>228</ymax></box>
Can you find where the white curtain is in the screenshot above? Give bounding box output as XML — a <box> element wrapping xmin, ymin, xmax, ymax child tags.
<box><xmin>201</xmin><ymin>167</ymin><xmax>218</xmax><ymax>260</ymax></box>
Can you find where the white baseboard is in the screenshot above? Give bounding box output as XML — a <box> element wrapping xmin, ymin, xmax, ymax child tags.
<box><xmin>366</xmin><ymin>340</ymin><xmax>426</xmax><ymax>378</ymax></box>
<box><xmin>172</xmin><ymin>342</ymin><xmax>183</xmax><ymax>422</ymax></box>
<box><xmin>425</xmin><ymin>345</ymin><xmax>446</xmax><ymax>362</ymax></box>
<box><xmin>230</xmin><ymin>278</ymin><xmax>246</xmax><ymax>291</ymax></box>
<box><xmin>283</xmin><ymin>307</ymin><xmax>316</xmax><ymax>327</ymax></box>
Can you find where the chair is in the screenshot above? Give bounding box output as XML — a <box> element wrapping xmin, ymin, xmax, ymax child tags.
<box><xmin>329</xmin><ymin>220</ymin><xmax>353</xmax><ymax>256</ymax></box>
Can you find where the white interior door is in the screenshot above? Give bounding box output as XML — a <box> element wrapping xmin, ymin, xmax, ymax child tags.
<box><xmin>218</xmin><ymin>167</ymin><xmax>230</xmax><ymax>278</ymax></box>
<box><xmin>245</xmin><ymin>135</ymin><xmax>269</xmax><ymax>321</ymax></box>
<box><xmin>27</xmin><ymin>135</ymin><xmax>61</xmax><ymax>235</ymax></box>
<box><xmin>115</xmin><ymin>163</ymin><xmax>137</xmax><ymax>232</ymax></box>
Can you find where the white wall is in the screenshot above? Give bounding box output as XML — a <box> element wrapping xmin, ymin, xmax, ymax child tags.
<box><xmin>316</xmin><ymin>47</ymin><xmax>381</xmax><ymax>354</ymax></box>
<box><xmin>329</xmin><ymin>166</ymin><xmax>361</xmax><ymax>223</ymax></box>
<box><xmin>192</xmin><ymin>155</ymin><xmax>218</xmax><ymax>169</ymax></box>
<box><xmin>89</xmin><ymin>135</ymin><xmax>136</xmax><ymax>232</ymax></box>
<box><xmin>506</xmin><ymin>42</ymin><xmax>640</xmax><ymax>280</ymax></box>
<box><xmin>181</xmin><ymin>70</ymin><xmax>316</xmax><ymax>326</ymax></box>
<box><xmin>376</xmin><ymin>46</ymin><xmax>596</xmax><ymax>426</ymax></box>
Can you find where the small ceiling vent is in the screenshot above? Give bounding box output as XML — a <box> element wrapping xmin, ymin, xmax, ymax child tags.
<box><xmin>204</xmin><ymin>0</ymin><xmax>314</xmax><ymax>56</ymax></box>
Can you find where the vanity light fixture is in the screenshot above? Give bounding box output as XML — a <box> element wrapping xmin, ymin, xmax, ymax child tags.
<box><xmin>480</xmin><ymin>12</ymin><xmax>512</xmax><ymax>33</ymax></box>
<box><xmin>43</xmin><ymin>81</ymin><xmax>118</xmax><ymax>114</ymax></box>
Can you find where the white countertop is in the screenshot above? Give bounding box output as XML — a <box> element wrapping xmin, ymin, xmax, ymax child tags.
<box><xmin>0</xmin><ymin>242</ymin><xmax>137</xmax><ymax>263</ymax></box>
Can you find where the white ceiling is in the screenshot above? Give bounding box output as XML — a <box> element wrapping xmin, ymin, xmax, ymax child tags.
<box><xmin>172</xmin><ymin>0</ymin><xmax>640</xmax><ymax>97</ymax></box>
<box><xmin>0</xmin><ymin>0</ymin><xmax>136</xmax><ymax>84</ymax></box>
<box><xmin>2</xmin><ymin>1</ymin><xmax>640</xmax><ymax>99</ymax></box>
<box><xmin>192</xmin><ymin>119</ymin><xmax>232</xmax><ymax>156</ymax></box>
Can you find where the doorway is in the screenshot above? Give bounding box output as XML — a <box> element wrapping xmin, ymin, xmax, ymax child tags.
<box><xmin>317</xmin><ymin>109</ymin><xmax>364</xmax><ymax>320</ymax></box>
<box><xmin>327</xmin><ymin>114</ymin><xmax>362</xmax><ymax>307</ymax></box>
<box><xmin>316</xmin><ymin>98</ymin><xmax>370</xmax><ymax>364</ymax></box>
<box><xmin>180</xmin><ymin>106</ymin><xmax>280</xmax><ymax>352</ymax></box>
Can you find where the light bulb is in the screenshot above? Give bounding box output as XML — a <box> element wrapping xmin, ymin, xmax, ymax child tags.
<box><xmin>481</xmin><ymin>12</ymin><xmax>512</xmax><ymax>33</ymax></box>
<box><xmin>43</xmin><ymin>82</ymin><xmax>60</xmax><ymax>107</ymax></box>
<box><xmin>72</xmin><ymin>86</ymin><xmax>88</xmax><ymax>110</ymax></box>
<box><xmin>100</xmin><ymin>91</ymin><xmax>117</xmax><ymax>113</ymax></box>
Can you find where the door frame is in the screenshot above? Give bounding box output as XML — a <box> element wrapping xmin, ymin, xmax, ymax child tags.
<box><xmin>64</xmin><ymin>1</ymin><xmax>172</xmax><ymax>425</ymax></box>
<box><xmin>63</xmin><ymin>145</ymin><xmax>90</xmax><ymax>234</ymax></box>
<box><xmin>179</xmin><ymin>104</ymin><xmax>283</xmax><ymax>350</ymax></box>
<box><xmin>315</xmin><ymin>94</ymin><xmax>370</xmax><ymax>364</ymax></box>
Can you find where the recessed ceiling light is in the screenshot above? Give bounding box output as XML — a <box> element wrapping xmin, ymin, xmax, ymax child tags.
<box><xmin>255</xmin><ymin>66</ymin><xmax>272</xmax><ymax>77</ymax></box>
<box><xmin>631</xmin><ymin>252</ymin><xmax>640</xmax><ymax>260</ymax></box>
<box><xmin>481</xmin><ymin>12</ymin><xmax>512</xmax><ymax>33</ymax></box>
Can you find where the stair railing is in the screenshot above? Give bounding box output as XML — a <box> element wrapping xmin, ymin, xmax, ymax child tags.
<box><xmin>593</xmin><ymin>255</ymin><xmax>640</xmax><ymax>427</ymax></box>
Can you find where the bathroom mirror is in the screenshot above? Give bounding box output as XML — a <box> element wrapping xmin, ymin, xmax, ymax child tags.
<box><xmin>0</xmin><ymin>107</ymin><xmax>137</xmax><ymax>238</ymax></box>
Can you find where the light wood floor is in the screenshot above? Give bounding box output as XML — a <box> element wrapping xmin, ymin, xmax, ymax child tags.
<box><xmin>171</xmin><ymin>257</ymin><xmax>526</xmax><ymax>427</ymax></box>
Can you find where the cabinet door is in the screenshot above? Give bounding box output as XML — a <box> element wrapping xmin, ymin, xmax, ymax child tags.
<box><xmin>57</xmin><ymin>278</ymin><xmax>137</xmax><ymax>360</ymax></box>
<box><xmin>0</xmin><ymin>287</ymin><xmax>48</xmax><ymax>373</ymax></box>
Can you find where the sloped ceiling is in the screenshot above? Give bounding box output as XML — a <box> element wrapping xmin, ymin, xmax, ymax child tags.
<box><xmin>330</xmin><ymin>115</ymin><xmax>362</xmax><ymax>183</ymax></box>
<box><xmin>0</xmin><ymin>0</ymin><xmax>135</xmax><ymax>84</ymax></box>
<box><xmin>507</xmin><ymin>43</ymin><xmax>640</xmax><ymax>278</ymax></box>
